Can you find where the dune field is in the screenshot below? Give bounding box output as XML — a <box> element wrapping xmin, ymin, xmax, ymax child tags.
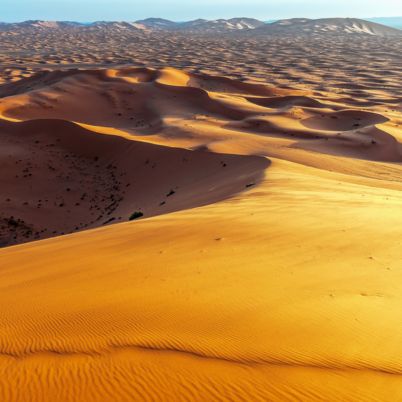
<box><xmin>1</xmin><ymin>29</ymin><xmax>402</xmax><ymax>401</ymax></box>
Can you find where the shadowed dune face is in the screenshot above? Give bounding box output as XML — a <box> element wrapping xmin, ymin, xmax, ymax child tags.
<box><xmin>246</xmin><ymin>95</ymin><xmax>326</xmax><ymax>109</ymax></box>
<box><xmin>301</xmin><ymin>109</ymin><xmax>389</xmax><ymax>131</ymax></box>
<box><xmin>0</xmin><ymin>117</ymin><xmax>267</xmax><ymax>247</ymax></box>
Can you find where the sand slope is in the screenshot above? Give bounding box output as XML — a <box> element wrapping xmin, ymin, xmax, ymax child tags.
<box><xmin>1</xmin><ymin>67</ymin><xmax>402</xmax><ymax>400</ymax></box>
<box><xmin>0</xmin><ymin>117</ymin><xmax>266</xmax><ymax>246</ymax></box>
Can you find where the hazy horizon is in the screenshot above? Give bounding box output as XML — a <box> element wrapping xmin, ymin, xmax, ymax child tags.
<box><xmin>3</xmin><ymin>0</ymin><xmax>402</xmax><ymax>23</ymax></box>
<box><xmin>2</xmin><ymin>16</ymin><xmax>402</xmax><ymax>24</ymax></box>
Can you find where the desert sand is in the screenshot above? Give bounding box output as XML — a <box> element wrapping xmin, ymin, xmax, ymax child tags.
<box><xmin>0</xmin><ymin>28</ymin><xmax>402</xmax><ymax>401</ymax></box>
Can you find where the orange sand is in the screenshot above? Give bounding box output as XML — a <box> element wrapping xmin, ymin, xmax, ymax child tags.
<box><xmin>0</xmin><ymin>67</ymin><xmax>402</xmax><ymax>400</ymax></box>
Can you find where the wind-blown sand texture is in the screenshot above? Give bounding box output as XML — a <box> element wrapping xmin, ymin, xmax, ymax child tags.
<box><xmin>1</xmin><ymin>31</ymin><xmax>402</xmax><ymax>401</ymax></box>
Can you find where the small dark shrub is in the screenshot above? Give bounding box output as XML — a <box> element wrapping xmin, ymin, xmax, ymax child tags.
<box><xmin>129</xmin><ymin>211</ymin><xmax>144</xmax><ymax>221</ymax></box>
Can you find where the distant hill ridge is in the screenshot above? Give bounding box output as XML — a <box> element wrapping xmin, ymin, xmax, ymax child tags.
<box><xmin>0</xmin><ymin>17</ymin><xmax>400</xmax><ymax>36</ymax></box>
<box><xmin>249</xmin><ymin>18</ymin><xmax>402</xmax><ymax>37</ymax></box>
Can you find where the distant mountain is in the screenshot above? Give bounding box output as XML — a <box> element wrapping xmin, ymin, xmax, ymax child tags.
<box><xmin>0</xmin><ymin>18</ymin><xmax>400</xmax><ymax>36</ymax></box>
<box><xmin>178</xmin><ymin>18</ymin><xmax>265</xmax><ymax>33</ymax></box>
<box><xmin>90</xmin><ymin>21</ymin><xmax>147</xmax><ymax>30</ymax></box>
<box><xmin>135</xmin><ymin>18</ymin><xmax>177</xmax><ymax>30</ymax></box>
<box><xmin>0</xmin><ymin>18</ymin><xmax>264</xmax><ymax>33</ymax></box>
<box><xmin>250</xmin><ymin>18</ymin><xmax>402</xmax><ymax>37</ymax></box>
<box><xmin>0</xmin><ymin>20</ymin><xmax>83</xmax><ymax>31</ymax></box>
<box><xmin>0</xmin><ymin>20</ymin><xmax>146</xmax><ymax>32</ymax></box>
<box><xmin>135</xmin><ymin>18</ymin><xmax>264</xmax><ymax>32</ymax></box>
<box><xmin>21</xmin><ymin>20</ymin><xmax>82</xmax><ymax>28</ymax></box>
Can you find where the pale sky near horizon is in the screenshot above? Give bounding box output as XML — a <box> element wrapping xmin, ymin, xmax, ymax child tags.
<box><xmin>3</xmin><ymin>0</ymin><xmax>402</xmax><ymax>22</ymax></box>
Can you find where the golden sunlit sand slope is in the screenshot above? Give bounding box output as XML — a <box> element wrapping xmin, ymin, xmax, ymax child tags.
<box><xmin>1</xmin><ymin>67</ymin><xmax>402</xmax><ymax>401</ymax></box>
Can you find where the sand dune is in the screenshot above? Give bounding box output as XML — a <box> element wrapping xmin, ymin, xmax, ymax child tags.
<box><xmin>1</xmin><ymin>63</ymin><xmax>402</xmax><ymax>401</ymax></box>
<box><xmin>0</xmin><ymin>116</ymin><xmax>266</xmax><ymax>246</ymax></box>
<box><xmin>0</xmin><ymin>67</ymin><xmax>286</xmax><ymax>128</ymax></box>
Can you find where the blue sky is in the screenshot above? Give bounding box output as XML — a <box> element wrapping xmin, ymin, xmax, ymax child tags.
<box><xmin>3</xmin><ymin>0</ymin><xmax>402</xmax><ymax>22</ymax></box>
